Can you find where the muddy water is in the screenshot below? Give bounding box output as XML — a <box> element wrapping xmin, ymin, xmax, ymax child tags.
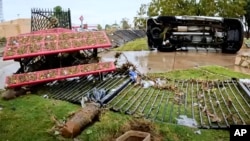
<box><xmin>100</xmin><ymin>49</ymin><xmax>250</xmax><ymax>74</ymax></box>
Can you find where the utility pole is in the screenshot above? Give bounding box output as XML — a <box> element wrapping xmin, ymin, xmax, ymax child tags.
<box><xmin>79</xmin><ymin>15</ymin><xmax>83</xmax><ymax>30</ymax></box>
<box><xmin>0</xmin><ymin>0</ymin><xmax>4</xmax><ymax>22</ymax></box>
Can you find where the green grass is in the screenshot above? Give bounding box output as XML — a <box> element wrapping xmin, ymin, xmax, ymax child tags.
<box><xmin>2</xmin><ymin>65</ymin><xmax>249</xmax><ymax>140</ymax></box>
<box><xmin>148</xmin><ymin>65</ymin><xmax>250</xmax><ymax>80</ymax></box>
<box><xmin>0</xmin><ymin>94</ymin><xmax>230</xmax><ymax>141</ymax></box>
<box><xmin>0</xmin><ymin>94</ymin><xmax>79</xmax><ymax>141</ymax></box>
<box><xmin>113</xmin><ymin>38</ymin><xmax>148</xmax><ymax>51</ymax></box>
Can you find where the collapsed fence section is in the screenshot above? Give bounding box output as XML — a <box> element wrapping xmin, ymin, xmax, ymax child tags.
<box><xmin>108</xmin><ymin>79</ymin><xmax>250</xmax><ymax>129</ymax></box>
<box><xmin>107</xmin><ymin>30</ymin><xmax>146</xmax><ymax>48</ymax></box>
<box><xmin>46</xmin><ymin>72</ymin><xmax>130</xmax><ymax>104</ymax></box>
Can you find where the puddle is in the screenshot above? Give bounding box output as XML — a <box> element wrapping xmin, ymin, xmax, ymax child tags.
<box><xmin>100</xmin><ymin>49</ymin><xmax>250</xmax><ymax>74</ymax></box>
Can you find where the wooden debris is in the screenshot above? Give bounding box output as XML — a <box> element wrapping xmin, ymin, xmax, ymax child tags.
<box><xmin>60</xmin><ymin>103</ymin><xmax>100</xmax><ymax>138</ymax></box>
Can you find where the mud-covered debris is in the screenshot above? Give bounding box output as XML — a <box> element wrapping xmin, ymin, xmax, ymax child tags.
<box><xmin>1</xmin><ymin>88</ymin><xmax>27</xmax><ymax>100</ymax></box>
<box><xmin>116</xmin><ymin>62</ymin><xmax>136</xmax><ymax>73</ymax></box>
<box><xmin>115</xmin><ymin>52</ymin><xmax>122</xmax><ymax>58</ymax></box>
<box><xmin>211</xmin><ymin>116</ymin><xmax>222</xmax><ymax>123</ymax></box>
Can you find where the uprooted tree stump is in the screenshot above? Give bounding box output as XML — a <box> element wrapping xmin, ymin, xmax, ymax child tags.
<box><xmin>1</xmin><ymin>88</ymin><xmax>27</xmax><ymax>100</ymax></box>
<box><xmin>60</xmin><ymin>102</ymin><xmax>101</xmax><ymax>138</ymax></box>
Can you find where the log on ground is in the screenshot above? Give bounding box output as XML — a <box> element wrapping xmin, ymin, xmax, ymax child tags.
<box><xmin>60</xmin><ymin>102</ymin><xmax>100</xmax><ymax>138</ymax></box>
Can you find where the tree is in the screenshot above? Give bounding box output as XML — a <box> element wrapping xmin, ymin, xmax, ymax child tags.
<box><xmin>196</xmin><ymin>0</ymin><xmax>217</xmax><ymax>16</ymax></box>
<box><xmin>52</xmin><ymin>5</ymin><xmax>70</xmax><ymax>28</ymax></box>
<box><xmin>134</xmin><ymin>4</ymin><xmax>147</xmax><ymax>29</ymax></box>
<box><xmin>105</xmin><ymin>24</ymin><xmax>111</xmax><ymax>30</ymax></box>
<box><xmin>245</xmin><ymin>0</ymin><xmax>250</xmax><ymax>38</ymax></box>
<box><xmin>120</xmin><ymin>18</ymin><xmax>130</xmax><ymax>29</ymax></box>
<box><xmin>216</xmin><ymin>0</ymin><xmax>246</xmax><ymax>18</ymax></box>
<box><xmin>97</xmin><ymin>24</ymin><xmax>103</xmax><ymax>30</ymax></box>
<box><xmin>53</xmin><ymin>6</ymin><xmax>63</xmax><ymax>13</ymax></box>
<box><xmin>145</xmin><ymin>0</ymin><xmax>247</xmax><ymax>18</ymax></box>
<box><xmin>147</xmin><ymin>0</ymin><xmax>198</xmax><ymax>16</ymax></box>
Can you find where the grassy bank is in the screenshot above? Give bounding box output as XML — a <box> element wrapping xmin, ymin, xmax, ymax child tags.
<box><xmin>1</xmin><ymin>65</ymin><xmax>249</xmax><ymax>141</ymax></box>
<box><xmin>114</xmin><ymin>38</ymin><xmax>148</xmax><ymax>51</ymax></box>
<box><xmin>148</xmin><ymin>65</ymin><xmax>250</xmax><ymax>80</ymax></box>
<box><xmin>114</xmin><ymin>38</ymin><xmax>250</xmax><ymax>51</ymax></box>
<box><xmin>0</xmin><ymin>95</ymin><xmax>230</xmax><ymax>141</ymax></box>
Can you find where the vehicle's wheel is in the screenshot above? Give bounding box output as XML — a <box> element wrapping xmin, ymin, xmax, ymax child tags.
<box><xmin>221</xmin><ymin>42</ymin><xmax>241</xmax><ymax>54</ymax></box>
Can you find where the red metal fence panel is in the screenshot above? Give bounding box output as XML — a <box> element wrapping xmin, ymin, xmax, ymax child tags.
<box><xmin>5</xmin><ymin>61</ymin><xmax>116</xmax><ymax>88</ymax></box>
<box><xmin>3</xmin><ymin>30</ymin><xmax>111</xmax><ymax>60</ymax></box>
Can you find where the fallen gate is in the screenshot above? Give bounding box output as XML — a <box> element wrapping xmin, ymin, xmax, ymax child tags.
<box><xmin>107</xmin><ymin>79</ymin><xmax>250</xmax><ymax>129</ymax></box>
<box><xmin>44</xmin><ymin>75</ymin><xmax>250</xmax><ymax>129</ymax></box>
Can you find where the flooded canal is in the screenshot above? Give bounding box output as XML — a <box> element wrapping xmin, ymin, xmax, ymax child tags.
<box><xmin>0</xmin><ymin>49</ymin><xmax>249</xmax><ymax>89</ymax></box>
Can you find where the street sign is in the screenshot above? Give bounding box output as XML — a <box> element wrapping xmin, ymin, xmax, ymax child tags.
<box><xmin>79</xmin><ymin>15</ymin><xmax>83</xmax><ymax>21</ymax></box>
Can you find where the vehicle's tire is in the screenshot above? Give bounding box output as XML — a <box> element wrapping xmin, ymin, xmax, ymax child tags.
<box><xmin>221</xmin><ymin>42</ymin><xmax>241</xmax><ymax>54</ymax></box>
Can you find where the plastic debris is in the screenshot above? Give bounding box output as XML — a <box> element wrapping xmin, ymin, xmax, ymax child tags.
<box><xmin>86</xmin><ymin>88</ymin><xmax>108</xmax><ymax>103</ymax></box>
<box><xmin>239</xmin><ymin>79</ymin><xmax>250</xmax><ymax>83</ymax></box>
<box><xmin>141</xmin><ymin>80</ymin><xmax>155</xmax><ymax>88</ymax></box>
<box><xmin>176</xmin><ymin>115</ymin><xmax>198</xmax><ymax>128</ymax></box>
<box><xmin>129</xmin><ymin>69</ymin><xmax>138</xmax><ymax>83</ymax></box>
<box><xmin>194</xmin><ymin>130</ymin><xmax>201</xmax><ymax>135</ymax></box>
<box><xmin>43</xmin><ymin>94</ymin><xmax>49</xmax><ymax>99</ymax></box>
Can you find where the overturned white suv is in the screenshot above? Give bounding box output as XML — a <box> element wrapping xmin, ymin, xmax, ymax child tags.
<box><xmin>146</xmin><ymin>16</ymin><xmax>244</xmax><ymax>53</ymax></box>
